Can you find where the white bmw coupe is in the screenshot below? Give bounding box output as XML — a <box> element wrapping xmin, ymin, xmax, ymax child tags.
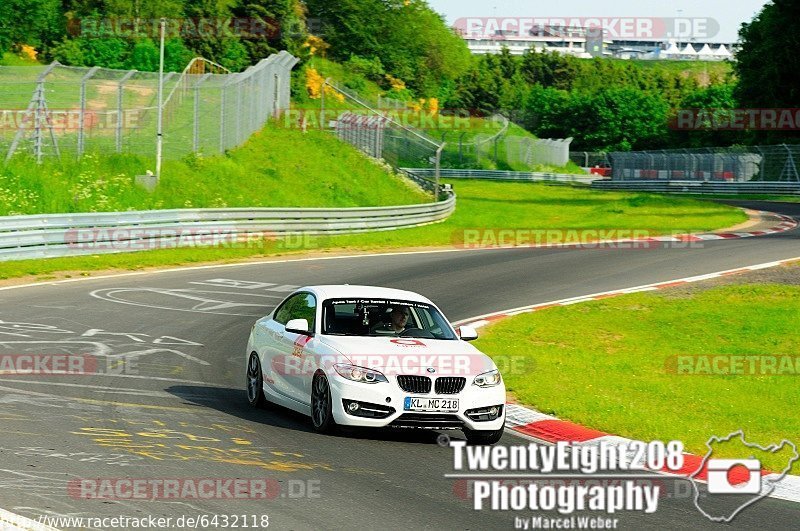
<box><xmin>246</xmin><ymin>285</ymin><xmax>506</xmax><ymax>444</ymax></box>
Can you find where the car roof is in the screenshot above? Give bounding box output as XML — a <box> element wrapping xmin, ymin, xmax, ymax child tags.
<box><xmin>300</xmin><ymin>285</ymin><xmax>434</xmax><ymax>304</ymax></box>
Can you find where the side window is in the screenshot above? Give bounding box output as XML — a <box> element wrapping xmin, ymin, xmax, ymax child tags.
<box><xmin>273</xmin><ymin>293</ymin><xmax>317</xmax><ymax>330</ymax></box>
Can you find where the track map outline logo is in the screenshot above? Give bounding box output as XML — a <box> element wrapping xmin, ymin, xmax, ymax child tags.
<box><xmin>690</xmin><ymin>430</ymin><xmax>799</xmax><ymax>523</ymax></box>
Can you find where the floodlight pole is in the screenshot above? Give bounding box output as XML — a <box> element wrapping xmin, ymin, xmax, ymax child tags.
<box><xmin>156</xmin><ymin>17</ymin><xmax>166</xmax><ymax>180</ymax></box>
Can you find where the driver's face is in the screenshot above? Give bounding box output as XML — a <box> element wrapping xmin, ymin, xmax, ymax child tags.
<box><xmin>391</xmin><ymin>308</ymin><xmax>410</xmax><ymax>328</ymax></box>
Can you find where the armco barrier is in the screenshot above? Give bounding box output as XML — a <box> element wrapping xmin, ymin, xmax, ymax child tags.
<box><xmin>403</xmin><ymin>168</ymin><xmax>597</xmax><ymax>184</ymax></box>
<box><xmin>0</xmin><ymin>192</ymin><xmax>455</xmax><ymax>262</ymax></box>
<box><xmin>591</xmin><ymin>180</ymin><xmax>800</xmax><ymax>195</ymax></box>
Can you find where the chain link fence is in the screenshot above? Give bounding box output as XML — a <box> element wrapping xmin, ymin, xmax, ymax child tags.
<box><xmin>318</xmin><ymin>81</ymin><xmax>575</xmax><ymax>181</ymax></box>
<box><xmin>570</xmin><ymin>151</ymin><xmax>610</xmax><ymax>168</ymax></box>
<box><xmin>0</xmin><ymin>51</ymin><xmax>298</xmax><ymax>163</ymax></box>
<box><xmin>609</xmin><ymin>145</ymin><xmax>800</xmax><ymax>183</ymax></box>
<box><xmin>321</xmin><ymin>81</ymin><xmax>444</xmax><ymax>193</ymax></box>
<box><xmin>438</xmin><ymin>115</ymin><xmax>506</xmax><ymax>169</ymax></box>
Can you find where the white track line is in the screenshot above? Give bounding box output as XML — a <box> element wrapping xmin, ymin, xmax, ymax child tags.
<box><xmin>1</xmin><ymin>210</ymin><xmax>794</xmax><ymax>294</ymax></box>
<box><xmin>454</xmin><ymin>256</ymin><xmax>800</xmax><ymax>326</ymax></box>
<box><xmin>456</xmin><ymin>258</ymin><xmax>800</xmax><ymax>504</ymax></box>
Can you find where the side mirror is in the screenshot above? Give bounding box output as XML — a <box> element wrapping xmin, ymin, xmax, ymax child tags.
<box><xmin>285</xmin><ymin>318</ymin><xmax>312</xmax><ymax>336</ymax></box>
<box><xmin>458</xmin><ymin>325</ymin><xmax>478</xmax><ymax>341</ymax></box>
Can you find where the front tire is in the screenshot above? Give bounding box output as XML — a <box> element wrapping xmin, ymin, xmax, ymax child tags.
<box><xmin>246</xmin><ymin>353</ymin><xmax>267</xmax><ymax>408</ymax></box>
<box><xmin>311</xmin><ymin>372</ymin><xmax>337</xmax><ymax>433</ymax></box>
<box><xmin>464</xmin><ymin>427</ymin><xmax>504</xmax><ymax>445</ymax></box>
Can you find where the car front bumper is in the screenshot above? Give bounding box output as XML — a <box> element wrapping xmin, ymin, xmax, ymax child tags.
<box><xmin>328</xmin><ymin>373</ymin><xmax>506</xmax><ymax>432</ymax></box>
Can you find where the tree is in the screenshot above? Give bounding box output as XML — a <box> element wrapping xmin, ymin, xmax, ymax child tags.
<box><xmin>0</xmin><ymin>0</ymin><xmax>64</xmax><ymax>55</ymax></box>
<box><xmin>735</xmin><ymin>0</ymin><xmax>800</xmax><ymax>108</ymax></box>
<box><xmin>524</xmin><ymin>86</ymin><xmax>670</xmax><ymax>152</ymax></box>
<box><xmin>303</xmin><ymin>0</ymin><xmax>470</xmax><ymax>95</ymax></box>
<box><xmin>671</xmin><ymin>84</ymin><xmax>741</xmax><ymax>148</ymax></box>
<box><xmin>231</xmin><ymin>0</ymin><xmax>307</xmax><ymax>62</ymax></box>
<box><xmin>124</xmin><ymin>38</ymin><xmax>192</xmax><ymax>71</ymax></box>
<box><xmin>735</xmin><ymin>0</ymin><xmax>800</xmax><ymax>143</ymax></box>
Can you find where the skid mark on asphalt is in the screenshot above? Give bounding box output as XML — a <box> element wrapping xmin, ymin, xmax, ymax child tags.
<box><xmin>0</xmin><ymin>468</ymin><xmax>68</xmax><ymax>496</ymax></box>
<box><xmin>90</xmin><ymin>287</ymin><xmax>282</xmax><ymax>316</ymax></box>
<box><xmin>71</xmin><ymin>420</ymin><xmax>333</xmax><ymax>473</ymax></box>
<box><xmin>0</xmin><ymin>320</ymin><xmax>210</xmax><ymax>388</ymax></box>
<box><xmin>189</xmin><ymin>279</ymin><xmax>299</xmax><ymax>292</ymax></box>
<box><xmin>6</xmin><ymin>447</ymin><xmax>146</xmax><ymax>467</ymax></box>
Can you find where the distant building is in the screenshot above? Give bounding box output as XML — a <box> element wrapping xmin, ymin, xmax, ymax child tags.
<box><xmin>457</xmin><ymin>24</ymin><xmax>736</xmax><ymax>61</ymax></box>
<box><xmin>456</xmin><ymin>25</ymin><xmax>611</xmax><ymax>58</ymax></box>
<box><xmin>608</xmin><ymin>40</ymin><xmax>736</xmax><ymax>61</ymax></box>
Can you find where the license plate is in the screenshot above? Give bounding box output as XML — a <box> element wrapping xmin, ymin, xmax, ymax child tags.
<box><xmin>404</xmin><ymin>397</ymin><xmax>459</xmax><ymax>412</ymax></box>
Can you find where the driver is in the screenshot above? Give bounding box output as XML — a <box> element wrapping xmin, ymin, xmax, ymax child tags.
<box><xmin>371</xmin><ymin>306</ymin><xmax>410</xmax><ymax>334</ymax></box>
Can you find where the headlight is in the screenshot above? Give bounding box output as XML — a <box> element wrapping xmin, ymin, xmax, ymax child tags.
<box><xmin>473</xmin><ymin>369</ymin><xmax>502</xmax><ymax>387</ymax></box>
<box><xmin>334</xmin><ymin>364</ymin><xmax>388</xmax><ymax>384</ymax></box>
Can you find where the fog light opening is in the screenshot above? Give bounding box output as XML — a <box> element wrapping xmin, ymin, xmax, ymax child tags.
<box><xmin>465</xmin><ymin>404</ymin><xmax>504</xmax><ymax>422</ymax></box>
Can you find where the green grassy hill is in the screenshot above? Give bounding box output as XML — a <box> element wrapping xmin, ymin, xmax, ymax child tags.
<box><xmin>0</xmin><ymin>120</ymin><xmax>431</xmax><ymax>216</ymax></box>
<box><xmin>295</xmin><ymin>59</ymin><xmax>578</xmax><ymax>173</ymax></box>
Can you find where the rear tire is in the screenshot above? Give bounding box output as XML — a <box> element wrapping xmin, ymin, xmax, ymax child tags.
<box><xmin>246</xmin><ymin>353</ymin><xmax>267</xmax><ymax>408</ymax></box>
<box><xmin>464</xmin><ymin>427</ymin><xmax>504</xmax><ymax>445</ymax></box>
<box><xmin>311</xmin><ymin>372</ymin><xmax>337</xmax><ymax>433</ymax></box>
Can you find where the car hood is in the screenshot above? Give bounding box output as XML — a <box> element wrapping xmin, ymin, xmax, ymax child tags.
<box><xmin>318</xmin><ymin>335</ymin><xmax>496</xmax><ymax>376</ymax></box>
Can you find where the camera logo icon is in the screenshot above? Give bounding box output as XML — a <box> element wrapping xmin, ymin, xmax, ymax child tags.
<box><xmin>706</xmin><ymin>459</ymin><xmax>762</xmax><ymax>494</ymax></box>
<box><xmin>690</xmin><ymin>430</ymin><xmax>799</xmax><ymax>522</ymax></box>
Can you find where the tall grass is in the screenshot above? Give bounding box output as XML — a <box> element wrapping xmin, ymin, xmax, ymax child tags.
<box><xmin>0</xmin><ymin>120</ymin><xmax>431</xmax><ymax>215</ymax></box>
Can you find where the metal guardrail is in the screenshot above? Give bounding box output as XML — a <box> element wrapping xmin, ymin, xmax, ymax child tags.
<box><xmin>591</xmin><ymin>180</ymin><xmax>800</xmax><ymax>195</ymax></box>
<box><xmin>403</xmin><ymin>168</ymin><xmax>597</xmax><ymax>184</ymax></box>
<box><xmin>0</xmin><ymin>191</ymin><xmax>455</xmax><ymax>262</ymax></box>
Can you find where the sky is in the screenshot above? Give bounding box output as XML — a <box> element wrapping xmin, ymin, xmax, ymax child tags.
<box><xmin>427</xmin><ymin>0</ymin><xmax>770</xmax><ymax>42</ymax></box>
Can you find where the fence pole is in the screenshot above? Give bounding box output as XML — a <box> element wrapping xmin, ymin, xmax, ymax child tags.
<box><xmin>33</xmin><ymin>83</ymin><xmax>43</xmax><ymax>163</ymax></box>
<box><xmin>116</xmin><ymin>70</ymin><xmax>136</xmax><ymax>153</ymax></box>
<box><xmin>219</xmin><ymin>75</ymin><xmax>236</xmax><ymax>153</ymax></box>
<box><xmin>155</xmin><ymin>18</ymin><xmax>165</xmax><ymax>179</ymax></box>
<box><xmin>435</xmin><ymin>143</ymin><xmax>444</xmax><ymax>201</ymax></box>
<box><xmin>77</xmin><ymin>66</ymin><xmax>99</xmax><ymax>158</ymax></box>
<box><xmin>192</xmin><ymin>73</ymin><xmax>212</xmax><ymax>153</ymax></box>
<box><xmin>6</xmin><ymin>62</ymin><xmax>60</xmax><ymax>162</ymax></box>
<box><xmin>235</xmin><ymin>76</ymin><xmax>243</xmax><ymax>145</ymax></box>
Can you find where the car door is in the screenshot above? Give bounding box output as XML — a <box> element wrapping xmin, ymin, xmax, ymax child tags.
<box><xmin>266</xmin><ymin>292</ymin><xmax>318</xmax><ymax>404</ymax></box>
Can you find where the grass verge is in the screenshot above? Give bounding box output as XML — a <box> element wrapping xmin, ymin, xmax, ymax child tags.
<box><xmin>0</xmin><ymin>121</ymin><xmax>430</xmax><ymax>216</ymax></box>
<box><xmin>474</xmin><ymin>266</ymin><xmax>800</xmax><ymax>473</ymax></box>
<box><xmin>0</xmin><ymin>180</ymin><xmax>746</xmax><ymax>281</ymax></box>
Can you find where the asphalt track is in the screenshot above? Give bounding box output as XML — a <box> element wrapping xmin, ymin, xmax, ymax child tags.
<box><xmin>0</xmin><ymin>200</ymin><xmax>798</xmax><ymax>530</ymax></box>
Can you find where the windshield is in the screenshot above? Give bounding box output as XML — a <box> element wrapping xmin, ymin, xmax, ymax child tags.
<box><xmin>322</xmin><ymin>298</ymin><xmax>457</xmax><ymax>340</ymax></box>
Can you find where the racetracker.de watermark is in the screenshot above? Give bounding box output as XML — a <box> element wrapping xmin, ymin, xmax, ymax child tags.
<box><xmin>269</xmin><ymin>351</ymin><xmax>528</xmax><ymax>377</ymax></box>
<box><xmin>672</xmin><ymin>109</ymin><xmax>800</xmax><ymax>131</ymax></box>
<box><xmin>667</xmin><ymin>355</ymin><xmax>800</xmax><ymax>376</ymax></box>
<box><xmin>452</xmin><ymin>229</ymin><xmax>705</xmax><ymax>250</ymax></box>
<box><xmin>68</xmin><ymin>478</ymin><xmax>320</xmax><ymax>500</ymax></box>
<box><xmin>0</xmin><ymin>354</ymin><xmax>138</xmax><ymax>376</ymax></box>
<box><xmin>0</xmin><ymin>109</ymin><xmax>145</xmax><ymax>132</ymax></box>
<box><xmin>283</xmin><ymin>109</ymin><xmax>476</xmax><ymax>131</ymax></box>
<box><xmin>453</xmin><ymin>17</ymin><xmax>719</xmax><ymax>40</ymax></box>
<box><xmin>64</xmin><ymin>227</ymin><xmax>317</xmax><ymax>251</ymax></box>
<box><xmin>67</xmin><ymin>17</ymin><xmax>280</xmax><ymax>40</ymax></box>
